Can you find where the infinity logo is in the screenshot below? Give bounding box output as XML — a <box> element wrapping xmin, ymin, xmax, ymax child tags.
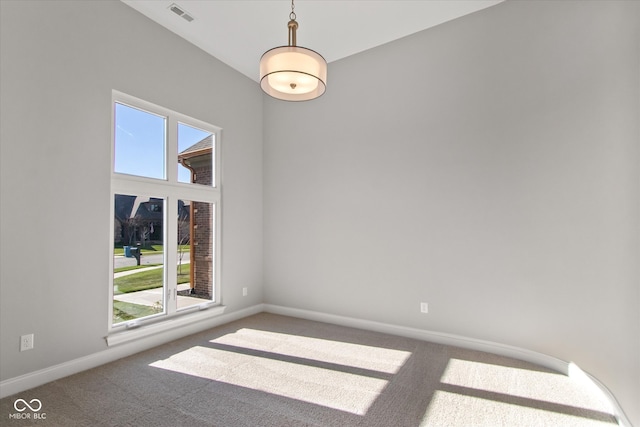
<box><xmin>13</xmin><ymin>398</ymin><xmax>42</xmax><ymax>412</ymax></box>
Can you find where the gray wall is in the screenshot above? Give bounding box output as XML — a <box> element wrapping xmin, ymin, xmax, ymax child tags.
<box><xmin>0</xmin><ymin>0</ymin><xmax>263</xmax><ymax>379</ymax></box>
<box><xmin>263</xmin><ymin>1</ymin><xmax>639</xmax><ymax>424</ymax></box>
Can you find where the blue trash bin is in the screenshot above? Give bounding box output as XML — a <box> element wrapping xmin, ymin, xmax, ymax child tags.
<box><xmin>124</xmin><ymin>246</ymin><xmax>131</xmax><ymax>257</ymax></box>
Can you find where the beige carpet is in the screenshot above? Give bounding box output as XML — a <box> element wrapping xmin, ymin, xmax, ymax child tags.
<box><xmin>1</xmin><ymin>313</ymin><xmax>616</xmax><ymax>426</ymax></box>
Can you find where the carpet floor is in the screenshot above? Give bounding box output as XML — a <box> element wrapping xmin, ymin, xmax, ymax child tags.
<box><xmin>0</xmin><ymin>313</ymin><xmax>617</xmax><ymax>426</ymax></box>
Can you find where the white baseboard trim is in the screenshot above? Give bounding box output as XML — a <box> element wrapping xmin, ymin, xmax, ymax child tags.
<box><xmin>263</xmin><ymin>304</ymin><xmax>632</xmax><ymax>427</ymax></box>
<box><xmin>577</xmin><ymin>367</ymin><xmax>633</xmax><ymax>427</ymax></box>
<box><xmin>263</xmin><ymin>304</ymin><xmax>566</xmax><ymax>371</ymax></box>
<box><xmin>0</xmin><ymin>303</ymin><xmax>264</xmax><ymax>400</ymax></box>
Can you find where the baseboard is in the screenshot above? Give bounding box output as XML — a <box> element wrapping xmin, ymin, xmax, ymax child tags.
<box><xmin>263</xmin><ymin>304</ymin><xmax>632</xmax><ymax>427</ymax></box>
<box><xmin>0</xmin><ymin>303</ymin><xmax>264</xmax><ymax>400</ymax></box>
<box><xmin>577</xmin><ymin>367</ymin><xmax>634</xmax><ymax>427</ymax></box>
<box><xmin>263</xmin><ymin>304</ymin><xmax>568</xmax><ymax>371</ymax></box>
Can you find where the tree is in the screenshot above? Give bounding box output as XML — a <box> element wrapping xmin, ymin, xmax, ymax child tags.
<box><xmin>177</xmin><ymin>200</ymin><xmax>191</xmax><ymax>276</ymax></box>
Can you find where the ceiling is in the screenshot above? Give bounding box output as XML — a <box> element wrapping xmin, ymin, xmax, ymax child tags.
<box><xmin>121</xmin><ymin>0</ymin><xmax>504</xmax><ymax>82</ymax></box>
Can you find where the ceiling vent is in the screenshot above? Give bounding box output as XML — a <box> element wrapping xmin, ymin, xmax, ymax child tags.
<box><xmin>168</xmin><ymin>3</ymin><xmax>194</xmax><ymax>22</ymax></box>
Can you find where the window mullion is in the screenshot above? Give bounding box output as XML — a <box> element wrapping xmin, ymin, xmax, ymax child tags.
<box><xmin>214</xmin><ymin>202</ymin><xmax>221</xmax><ymax>303</ymax></box>
<box><xmin>167</xmin><ymin>116</ymin><xmax>179</xmax><ymax>184</ymax></box>
<box><xmin>165</xmin><ymin>196</ymin><xmax>178</xmax><ymax>315</ymax></box>
<box><xmin>166</xmin><ymin>116</ymin><xmax>179</xmax><ymax>315</ymax></box>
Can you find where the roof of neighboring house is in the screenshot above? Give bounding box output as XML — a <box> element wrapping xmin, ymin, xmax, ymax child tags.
<box><xmin>114</xmin><ymin>194</ymin><xmax>164</xmax><ymax>221</ymax></box>
<box><xmin>178</xmin><ymin>134</ymin><xmax>213</xmax><ymax>160</ymax></box>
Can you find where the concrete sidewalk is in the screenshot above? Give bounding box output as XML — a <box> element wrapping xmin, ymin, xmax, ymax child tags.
<box><xmin>114</xmin><ymin>265</ymin><xmax>163</xmax><ymax>279</ymax></box>
<box><xmin>114</xmin><ymin>283</ymin><xmax>207</xmax><ymax>309</ymax></box>
<box><xmin>114</xmin><ymin>261</ymin><xmax>191</xmax><ymax>278</ymax></box>
<box><xmin>113</xmin><ymin>262</ymin><xmax>205</xmax><ymax>309</ymax></box>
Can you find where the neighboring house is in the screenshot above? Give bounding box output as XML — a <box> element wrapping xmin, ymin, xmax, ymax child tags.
<box><xmin>113</xmin><ymin>194</ymin><xmax>166</xmax><ymax>246</ymax></box>
<box><xmin>178</xmin><ymin>134</ymin><xmax>214</xmax><ymax>186</ymax></box>
<box><xmin>178</xmin><ymin>135</ymin><xmax>214</xmax><ymax>299</ymax></box>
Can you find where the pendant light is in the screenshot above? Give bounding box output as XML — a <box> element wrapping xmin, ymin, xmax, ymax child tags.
<box><xmin>259</xmin><ymin>0</ymin><xmax>327</xmax><ymax>101</ymax></box>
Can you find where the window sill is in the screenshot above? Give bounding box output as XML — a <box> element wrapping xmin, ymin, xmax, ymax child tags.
<box><xmin>106</xmin><ymin>305</ymin><xmax>226</xmax><ymax>347</ymax></box>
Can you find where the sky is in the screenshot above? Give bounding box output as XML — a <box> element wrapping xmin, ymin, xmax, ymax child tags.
<box><xmin>114</xmin><ymin>102</ymin><xmax>212</xmax><ymax>183</ymax></box>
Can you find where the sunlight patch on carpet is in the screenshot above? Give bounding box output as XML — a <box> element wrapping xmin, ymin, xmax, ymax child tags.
<box><xmin>149</xmin><ymin>328</ymin><xmax>413</xmax><ymax>415</ymax></box>
<box><xmin>421</xmin><ymin>389</ymin><xmax>615</xmax><ymax>427</ymax></box>
<box><xmin>210</xmin><ymin>328</ymin><xmax>412</xmax><ymax>374</ymax></box>
<box><xmin>439</xmin><ymin>358</ymin><xmax>612</xmax><ymax>413</ymax></box>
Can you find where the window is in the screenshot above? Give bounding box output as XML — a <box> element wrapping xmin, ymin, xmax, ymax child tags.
<box><xmin>110</xmin><ymin>91</ymin><xmax>222</xmax><ymax>336</ymax></box>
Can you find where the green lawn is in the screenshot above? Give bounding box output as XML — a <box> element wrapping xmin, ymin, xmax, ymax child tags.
<box><xmin>113</xmin><ymin>300</ymin><xmax>162</xmax><ymax>324</ymax></box>
<box><xmin>114</xmin><ymin>264</ymin><xmax>162</xmax><ymax>274</ymax></box>
<box><xmin>114</xmin><ymin>264</ymin><xmax>191</xmax><ymax>294</ymax></box>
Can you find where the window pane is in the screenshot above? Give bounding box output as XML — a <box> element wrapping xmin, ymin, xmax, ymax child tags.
<box><xmin>113</xmin><ymin>194</ymin><xmax>165</xmax><ymax>324</ymax></box>
<box><xmin>177</xmin><ymin>199</ymin><xmax>214</xmax><ymax>309</ymax></box>
<box><xmin>114</xmin><ymin>103</ymin><xmax>166</xmax><ymax>179</ymax></box>
<box><xmin>178</xmin><ymin>123</ymin><xmax>215</xmax><ymax>187</ymax></box>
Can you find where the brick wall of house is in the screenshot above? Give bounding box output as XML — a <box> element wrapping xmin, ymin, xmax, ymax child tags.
<box><xmin>192</xmin><ymin>162</ymin><xmax>213</xmax><ymax>298</ymax></box>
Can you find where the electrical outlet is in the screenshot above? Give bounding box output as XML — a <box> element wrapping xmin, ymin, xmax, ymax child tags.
<box><xmin>420</xmin><ymin>302</ymin><xmax>428</xmax><ymax>314</ymax></box>
<box><xmin>242</xmin><ymin>287</ymin><xmax>247</xmax><ymax>297</ymax></box>
<box><xmin>20</xmin><ymin>334</ymin><xmax>34</xmax><ymax>351</ymax></box>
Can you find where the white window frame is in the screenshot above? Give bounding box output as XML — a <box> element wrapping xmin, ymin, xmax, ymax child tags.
<box><xmin>107</xmin><ymin>90</ymin><xmax>223</xmax><ymax>345</ymax></box>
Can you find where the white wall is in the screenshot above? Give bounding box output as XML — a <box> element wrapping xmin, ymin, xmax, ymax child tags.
<box><xmin>264</xmin><ymin>1</ymin><xmax>639</xmax><ymax>424</ymax></box>
<box><xmin>0</xmin><ymin>1</ymin><xmax>263</xmax><ymax>380</ymax></box>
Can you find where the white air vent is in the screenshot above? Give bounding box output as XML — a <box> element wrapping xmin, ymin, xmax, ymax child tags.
<box><xmin>169</xmin><ymin>4</ymin><xmax>184</xmax><ymax>16</ymax></box>
<box><xmin>168</xmin><ymin>3</ymin><xmax>194</xmax><ymax>22</ymax></box>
